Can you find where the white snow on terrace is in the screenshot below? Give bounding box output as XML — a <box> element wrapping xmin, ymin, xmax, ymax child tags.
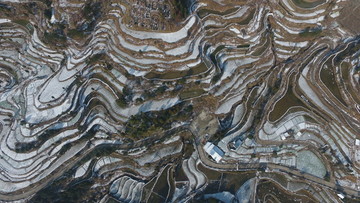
<box><xmin>165</xmin><ymin>33</ymin><xmax>201</xmax><ymax>56</ymax></box>
<box><xmin>59</xmin><ymin>0</ymin><xmax>83</xmax><ymax>7</ymax></box>
<box><xmin>215</xmin><ymin>92</ymin><xmax>244</xmax><ymax>115</ymax></box>
<box><xmin>218</xmin><ymin>109</ymin><xmax>255</xmax><ymax>153</ymax></box>
<box><xmin>63</xmin><ymin>48</ymin><xmax>92</xmax><ymax>68</ymax></box>
<box><xmin>164</xmin><ymin>135</ymin><xmax>181</xmax><ymax>144</ymax></box>
<box><xmin>281</xmin><ymin>0</ymin><xmax>295</xmax><ymax>11</ymax></box>
<box><xmin>107</xmin><ymin>34</ymin><xmax>201</xmax><ymax>65</ymax></box>
<box><xmin>223</xmin><ymin>6</ymin><xmax>249</xmax><ymax>19</ymax></box>
<box><xmin>171</xmin><ymin>186</ymin><xmax>188</xmax><ymax>202</ymax></box>
<box><xmin>117</xmin><ymin>33</ymin><xmax>162</xmax><ymax>53</ymax></box>
<box><xmin>125</xmin><ymin>97</ymin><xmax>181</xmax><ymax>116</ymax></box>
<box><xmin>110</xmin><ymin>68</ymin><xmax>128</xmax><ymax>84</ymax></box>
<box><xmin>106</xmin><ymin>55</ymin><xmax>142</xmax><ymax>76</ymax></box>
<box><xmin>189</xmin><ymin>153</ymin><xmax>206</xmax><ymax>188</ymax></box>
<box><xmin>214</xmin><ymin>67</ymin><xmax>255</xmax><ymax>96</ymax></box>
<box><xmin>195</xmin><ymin>2</ymin><xmax>207</xmax><ymax>9</ymax></box>
<box><xmin>99</xmin><ymin>22</ymin><xmax>162</xmax><ymax>53</ymax></box>
<box><xmin>110</xmin><ymin>3</ymin><xmax>127</xmax><ymax>13</ymax></box>
<box><xmin>93</xmin><ymin>157</ymin><xmax>121</xmax><ymax>172</ymax></box>
<box><xmin>0</xmin><ymin>141</ymin><xmax>87</xmax><ymax>193</ymax></box>
<box><xmin>25</xmin><ymin>80</ymin><xmax>75</xmax><ymax>123</ymax></box>
<box><xmin>32</xmin><ymin>30</ymin><xmax>62</xmax><ymax>55</ymax></box>
<box><xmin>119</xmin><ymin>4</ymin><xmax>127</xmax><ymax>13</ymax></box>
<box><xmin>59</xmin><ymin>62</ymin><xmax>84</xmax><ymax>82</ymax></box>
<box><xmin>75</xmin><ymin>160</ymin><xmax>91</xmax><ymax>178</ymax></box>
<box><xmin>275</xmin><ymin>40</ymin><xmax>308</xmax><ymax>48</ymax></box>
<box><xmin>330</xmin><ymin>11</ymin><xmax>340</xmax><ymax>18</ymax></box>
<box><xmin>220</xmin><ymin>57</ymin><xmax>258</xmax><ymax>80</ymax></box>
<box><xmin>0</xmin><ymin>19</ymin><xmax>11</xmax><ymax>24</ymax></box>
<box><xmin>135</xmin><ymin>143</ymin><xmax>183</xmax><ymax>166</ymax></box>
<box><xmin>203</xmin><ymin>20</ymin><xmax>221</xmax><ymax>27</ymax></box>
<box><xmin>273</xmin><ymin>31</ymin><xmax>284</xmax><ymax>39</ymax></box>
<box><xmin>143</xmin><ymin>52</ymin><xmax>165</xmax><ymax>58</ymax></box>
<box><xmin>0</xmin><ymin>137</ymin><xmax>37</xmax><ymax>161</ymax></box>
<box><xmin>249</xmin><ymin>34</ymin><xmax>261</xmax><ymax>43</ymax></box>
<box><xmin>230</xmin><ymin>27</ymin><xmax>241</xmax><ymax>34</ymax></box>
<box><xmin>119</xmin><ymin>16</ymin><xmax>196</xmax><ymax>43</ymax></box>
<box><xmin>186</xmin><ymin>158</ymin><xmax>200</xmax><ymax>185</ymax></box>
<box><xmin>26</xmin><ymin>44</ymin><xmax>59</xmax><ymax>64</ymax></box>
<box><xmin>37</xmin><ymin>75</ymin><xmax>74</xmax><ymax>103</ymax></box>
<box><xmin>292</xmin><ymin>9</ymin><xmax>326</xmax><ymax>17</ymax></box>
<box><xmin>248</xmin><ymin>7</ymin><xmax>264</xmax><ymax>34</ymax></box>
<box><xmin>275</xmin><ymin>21</ymin><xmax>301</xmax><ymax>34</ymax></box>
<box><xmin>126</xmin><ymin>146</ymin><xmax>147</xmax><ymax>156</ymax></box>
<box><xmin>38</xmin><ymin>129</ymin><xmax>78</xmax><ymax>153</ymax></box>
<box><xmin>90</xmin><ymin>70</ymin><xmax>124</xmax><ymax>93</ymax></box>
<box><xmin>286</xmin><ymin>15</ymin><xmax>324</xmax><ymax>24</ymax></box>
<box><xmin>100</xmin><ymin>161</ymin><xmax>154</xmax><ymax>177</ymax></box>
<box><xmin>232</xmin><ymin>103</ymin><xmax>245</xmax><ymax>127</ymax></box>
<box><xmin>204</xmin><ymin>192</ymin><xmax>235</xmax><ymax>203</ymax></box>
<box><xmin>187</xmin><ymin>59</ymin><xmax>202</xmax><ymax>67</ymax></box>
<box><xmin>110</xmin><ymin>176</ymin><xmax>144</xmax><ymax>203</ymax></box>
<box><xmin>109</xmin><ymin>10</ymin><xmax>122</xmax><ymax>19</ymax></box>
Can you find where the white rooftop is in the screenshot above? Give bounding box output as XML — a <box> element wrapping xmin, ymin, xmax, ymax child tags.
<box><xmin>204</xmin><ymin>142</ymin><xmax>224</xmax><ymax>163</ymax></box>
<box><xmin>337</xmin><ymin>193</ymin><xmax>344</xmax><ymax>199</ymax></box>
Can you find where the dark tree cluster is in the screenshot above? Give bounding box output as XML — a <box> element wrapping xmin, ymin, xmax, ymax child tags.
<box><xmin>124</xmin><ymin>102</ymin><xmax>193</xmax><ymax>139</ymax></box>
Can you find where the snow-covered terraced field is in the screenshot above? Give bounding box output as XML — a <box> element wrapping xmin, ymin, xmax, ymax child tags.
<box><xmin>0</xmin><ymin>0</ymin><xmax>360</xmax><ymax>202</ymax></box>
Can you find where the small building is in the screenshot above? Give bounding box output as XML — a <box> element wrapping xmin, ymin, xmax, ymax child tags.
<box><xmin>337</xmin><ymin>193</ymin><xmax>345</xmax><ymax>199</ymax></box>
<box><xmin>203</xmin><ymin>142</ymin><xmax>224</xmax><ymax>163</ymax></box>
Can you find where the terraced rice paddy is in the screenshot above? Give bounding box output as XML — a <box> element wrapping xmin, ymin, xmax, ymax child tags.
<box><xmin>0</xmin><ymin>0</ymin><xmax>360</xmax><ymax>202</ymax></box>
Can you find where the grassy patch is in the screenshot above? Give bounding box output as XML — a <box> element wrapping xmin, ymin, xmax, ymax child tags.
<box><xmin>291</xmin><ymin>0</ymin><xmax>325</xmax><ymax>8</ymax></box>
<box><xmin>13</xmin><ymin>19</ymin><xmax>30</xmax><ymax>27</ymax></box>
<box><xmin>238</xmin><ymin>8</ymin><xmax>255</xmax><ymax>25</ymax></box>
<box><xmin>67</xmin><ymin>29</ymin><xmax>87</xmax><ymax>39</ymax></box>
<box><xmin>269</xmin><ymin>85</ymin><xmax>306</xmax><ymax>122</ymax></box>
<box><xmin>179</xmin><ymin>88</ymin><xmax>205</xmax><ymax>100</ymax></box>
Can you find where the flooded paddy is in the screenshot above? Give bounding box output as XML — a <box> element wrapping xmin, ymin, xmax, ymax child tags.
<box><xmin>174</xmin><ymin>163</ymin><xmax>188</xmax><ymax>182</ymax></box>
<box><xmin>269</xmin><ymin>85</ymin><xmax>307</xmax><ymax>122</ymax></box>
<box><xmin>152</xmin><ymin>165</ymin><xmax>171</xmax><ymax>199</ymax></box>
<box><xmin>141</xmin><ymin>176</ymin><xmax>157</xmax><ymax>201</ymax></box>
<box><xmin>198</xmin><ymin>163</ymin><xmax>221</xmax><ymax>180</ymax></box>
<box><xmin>291</xmin><ymin>0</ymin><xmax>326</xmax><ymax>8</ymax></box>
